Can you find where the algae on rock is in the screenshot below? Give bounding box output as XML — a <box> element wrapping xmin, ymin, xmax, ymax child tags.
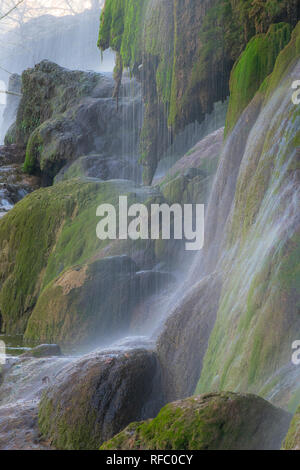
<box><xmin>195</xmin><ymin>23</ymin><xmax>300</xmax><ymax>409</ymax></box>
<box><xmin>39</xmin><ymin>348</ymin><xmax>163</xmax><ymax>450</ymax></box>
<box><xmin>283</xmin><ymin>405</ymin><xmax>300</xmax><ymax>450</ymax></box>
<box><xmin>98</xmin><ymin>0</ymin><xmax>299</xmax><ymax>183</ymax></box>
<box><xmin>100</xmin><ymin>392</ymin><xmax>291</xmax><ymax>450</ymax></box>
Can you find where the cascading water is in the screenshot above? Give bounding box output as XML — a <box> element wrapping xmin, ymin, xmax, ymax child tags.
<box><xmin>0</xmin><ymin>0</ymin><xmax>299</xmax><ymax>451</ymax></box>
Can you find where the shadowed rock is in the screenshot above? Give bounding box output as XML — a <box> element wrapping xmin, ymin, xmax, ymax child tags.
<box><xmin>39</xmin><ymin>348</ymin><xmax>164</xmax><ymax>450</ymax></box>
<box><xmin>157</xmin><ymin>273</ymin><xmax>222</xmax><ymax>402</ymax></box>
<box><xmin>10</xmin><ymin>60</ymin><xmax>142</xmax><ymax>184</ymax></box>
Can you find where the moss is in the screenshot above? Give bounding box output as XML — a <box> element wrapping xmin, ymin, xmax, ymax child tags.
<box><xmin>39</xmin><ymin>392</ymin><xmax>99</xmax><ymax>450</ymax></box>
<box><xmin>196</xmin><ymin>27</ymin><xmax>300</xmax><ymax>405</ymax></box>
<box><xmin>39</xmin><ymin>350</ymin><xmax>159</xmax><ymax>450</ymax></box>
<box><xmin>101</xmin><ymin>392</ymin><xmax>291</xmax><ymax>450</ymax></box>
<box><xmin>41</xmin><ymin>180</ymin><xmax>155</xmax><ymax>288</ymax></box>
<box><xmin>14</xmin><ymin>61</ymin><xmax>105</xmax><ymax>178</ymax></box>
<box><xmin>0</xmin><ymin>178</ymin><xmax>143</xmax><ymax>335</ymax></box>
<box><xmin>98</xmin><ymin>1</ymin><xmax>298</xmax><ymax>182</ymax></box>
<box><xmin>225</xmin><ymin>22</ymin><xmax>292</xmax><ymax>135</ymax></box>
<box><xmin>264</xmin><ymin>21</ymin><xmax>300</xmax><ymax>101</ymax></box>
<box><xmin>283</xmin><ymin>406</ymin><xmax>300</xmax><ymax>450</ymax></box>
<box><xmin>98</xmin><ymin>0</ymin><xmax>148</xmax><ymax>70</ymax></box>
<box><xmin>23</xmin><ymin>130</ymin><xmax>43</xmax><ymax>174</ymax></box>
<box><xmin>161</xmin><ymin>176</ymin><xmax>187</xmax><ymax>205</ymax></box>
<box><xmin>0</xmin><ymin>176</ymin><xmax>170</xmax><ymax>340</ymax></box>
<box><xmin>287</xmin><ymin>389</ymin><xmax>300</xmax><ymax>415</ymax></box>
<box><xmin>24</xmin><ymin>256</ymin><xmax>139</xmax><ymax>346</ymax></box>
<box><xmin>0</xmin><ymin>181</ymin><xmax>77</xmax><ymax>333</ymax></box>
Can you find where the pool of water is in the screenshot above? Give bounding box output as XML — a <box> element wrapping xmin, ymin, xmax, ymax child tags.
<box><xmin>0</xmin><ymin>334</ymin><xmax>34</xmax><ymax>358</ymax></box>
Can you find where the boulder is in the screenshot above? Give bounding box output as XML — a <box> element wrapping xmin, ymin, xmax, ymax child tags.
<box><xmin>101</xmin><ymin>392</ymin><xmax>292</xmax><ymax>450</ymax></box>
<box><xmin>39</xmin><ymin>348</ymin><xmax>163</xmax><ymax>450</ymax></box>
<box><xmin>24</xmin><ymin>256</ymin><xmax>171</xmax><ymax>347</ymax></box>
<box><xmin>0</xmin><ymin>179</ymin><xmax>162</xmax><ymax>335</ymax></box>
<box><xmin>11</xmin><ymin>60</ymin><xmax>142</xmax><ymax>183</ymax></box>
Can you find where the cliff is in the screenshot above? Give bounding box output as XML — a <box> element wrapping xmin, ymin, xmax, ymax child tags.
<box><xmin>98</xmin><ymin>0</ymin><xmax>299</xmax><ymax>183</ymax></box>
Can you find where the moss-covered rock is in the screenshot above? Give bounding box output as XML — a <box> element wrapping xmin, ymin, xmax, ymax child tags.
<box><xmin>25</xmin><ymin>256</ymin><xmax>171</xmax><ymax>347</ymax></box>
<box><xmin>39</xmin><ymin>348</ymin><xmax>163</xmax><ymax>450</ymax></box>
<box><xmin>0</xmin><ymin>178</ymin><xmax>161</xmax><ymax>337</ymax></box>
<box><xmin>0</xmin><ymin>179</ymin><xmax>79</xmax><ymax>333</ymax></box>
<box><xmin>98</xmin><ymin>0</ymin><xmax>299</xmax><ymax>183</ymax></box>
<box><xmin>195</xmin><ymin>23</ymin><xmax>300</xmax><ymax>408</ymax></box>
<box><xmin>225</xmin><ymin>22</ymin><xmax>292</xmax><ymax>135</ymax></box>
<box><xmin>10</xmin><ymin>60</ymin><xmax>142</xmax><ymax>183</ymax></box>
<box><xmin>283</xmin><ymin>406</ymin><xmax>300</xmax><ymax>450</ymax></box>
<box><xmin>100</xmin><ymin>392</ymin><xmax>291</xmax><ymax>450</ymax></box>
<box><xmin>54</xmin><ymin>154</ymin><xmax>140</xmax><ymax>184</ymax></box>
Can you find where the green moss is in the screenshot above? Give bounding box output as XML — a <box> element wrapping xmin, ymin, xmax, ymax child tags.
<box><xmin>0</xmin><ymin>178</ymin><xmax>140</xmax><ymax>335</ymax></box>
<box><xmin>283</xmin><ymin>406</ymin><xmax>300</xmax><ymax>450</ymax></box>
<box><xmin>0</xmin><ymin>181</ymin><xmax>77</xmax><ymax>333</ymax></box>
<box><xmin>23</xmin><ymin>130</ymin><xmax>43</xmax><ymax>174</ymax></box>
<box><xmin>24</xmin><ymin>255</ymin><xmax>139</xmax><ymax>346</ymax></box>
<box><xmin>101</xmin><ymin>392</ymin><xmax>291</xmax><ymax>450</ymax></box>
<box><xmin>98</xmin><ymin>1</ymin><xmax>298</xmax><ymax>182</ymax></box>
<box><xmin>225</xmin><ymin>23</ymin><xmax>292</xmax><ymax>135</ymax></box>
<box><xmin>196</xmin><ymin>29</ymin><xmax>300</xmax><ymax>405</ymax></box>
<box><xmin>41</xmin><ymin>180</ymin><xmax>151</xmax><ymax>288</ymax></box>
<box><xmin>98</xmin><ymin>0</ymin><xmax>148</xmax><ymax>69</ymax></box>
<box><xmin>39</xmin><ymin>392</ymin><xmax>99</xmax><ymax>450</ymax></box>
<box><xmin>0</xmin><ymin>176</ymin><xmax>167</xmax><ymax>339</ymax></box>
<box><xmin>264</xmin><ymin>21</ymin><xmax>300</xmax><ymax>101</ymax></box>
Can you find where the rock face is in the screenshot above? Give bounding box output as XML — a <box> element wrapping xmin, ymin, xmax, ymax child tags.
<box><xmin>25</xmin><ymin>256</ymin><xmax>171</xmax><ymax>347</ymax></box>
<box><xmin>153</xmin><ymin>22</ymin><xmax>300</xmax><ymax>410</ymax></box>
<box><xmin>283</xmin><ymin>406</ymin><xmax>300</xmax><ymax>450</ymax></box>
<box><xmin>157</xmin><ymin>128</ymin><xmax>223</xmax><ymax>207</ymax></box>
<box><xmin>157</xmin><ymin>273</ymin><xmax>222</xmax><ymax>403</ymax></box>
<box><xmin>0</xmin><ymin>177</ymin><xmax>177</xmax><ymax>345</ymax></box>
<box><xmin>0</xmin><ymin>354</ymin><xmax>72</xmax><ymax>450</ymax></box>
<box><xmin>0</xmin><ymin>114</ymin><xmax>222</xmax><ymax>344</ymax></box>
<box><xmin>98</xmin><ymin>0</ymin><xmax>299</xmax><ymax>183</ymax></box>
<box><xmin>193</xmin><ymin>24</ymin><xmax>300</xmax><ymax>408</ymax></box>
<box><xmin>39</xmin><ymin>348</ymin><xmax>163</xmax><ymax>450</ymax></box>
<box><xmin>225</xmin><ymin>22</ymin><xmax>292</xmax><ymax>134</ymax></box>
<box><xmin>9</xmin><ymin>60</ymin><xmax>142</xmax><ymax>184</ymax></box>
<box><xmin>100</xmin><ymin>392</ymin><xmax>291</xmax><ymax>450</ymax></box>
<box><xmin>54</xmin><ymin>154</ymin><xmax>140</xmax><ymax>184</ymax></box>
<box><xmin>0</xmin><ymin>402</ymin><xmax>48</xmax><ymax>450</ymax></box>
